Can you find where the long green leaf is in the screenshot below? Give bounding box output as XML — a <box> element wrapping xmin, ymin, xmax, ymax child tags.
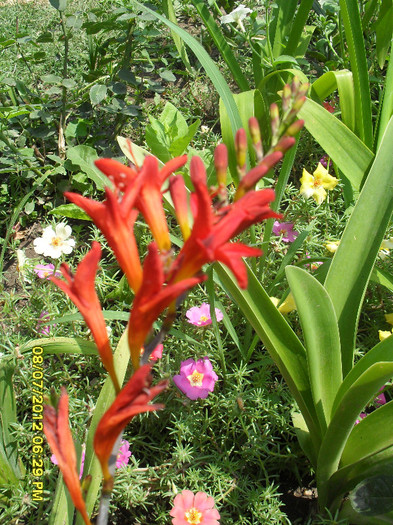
<box><xmin>339</xmin><ymin>0</ymin><xmax>373</xmax><ymax>147</ymax></box>
<box><xmin>130</xmin><ymin>0</ymin><xmax>242</xmax><ymax>139</ymax></box>
<box><xmin>190</xmin><ymin>0</ymin><xmax>249</xmax><ymax>91</ymax></box>
<box><xmin>284</xmin><ymin>0</ymin><xmax>314</xmax><ymax>56</ymax></box>
<box><xmin>324</xmin><ymin>117</ymin><xmax>393</xmax><ymax>375</ymax></box>
<box><xmin>215</xmin><ymin>262</ymin><xmax>321</xmax><ymax>451</ymax></box>
<box><xmin>317</xmin><ymin>362</ymin><xmax>393</xmax><ymax>509</ymax></box>
<box><xmin>298</xmin><ymin>97</ymin><xmax>374</xmax><ymax>191</ymax></box>
<box><xmin>377</xmin><ymin>37</ymin><xmax>393</xmax><ymax>148</ymax></box>
<box><xmin>161</xmin><ymin>0</ymin><xmax>192</xmax><ymax>74</ymax></box>
<box><xmin>20</xmin><ymin>337</ymin><xmax>98</xmax><ymax>356</ymax></box>
<box><xmin>286</xmin><ymin>266</ymin><xmax>342</xmax><ymax>431</ymax></box>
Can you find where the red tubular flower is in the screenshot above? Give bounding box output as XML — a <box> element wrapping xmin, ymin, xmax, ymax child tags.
<box><xmin>235</xmin><ymin>150</ymin><xmax>283</xmax><ymax>199</ymax></box>
<box><xmin>94</xmin><ymin>364</ymin><xmax>167</xmax><ymax>485</ymax></box>
<box><xmin>65</xmin><ymin>186</ymin><xmax>143</xmax><ymax>294</ymax></box>
<box><xmin>169</xmin><ymin>175</ymin><xmax>191</xmax><ymax>241</ymax></box>
<box><xmin>169</xmin><ymin>156</ymin><xmax>281</xmax><ymax>288</ymax></box>
<box><xmin>51</xmin><ymin>242</ymin><xmax>120</xmax><ymax>393</ymax></box>
<box><xmin>44</xmin><ymin>389</ymin><xmax>91</xmax><ymax>525</ymax></box>
<box><xmin>128</xmin><ymin>242</ymin><xmax>204</xmax><ymax>370</ymax></box>
<box><xmin>95</xmin><ymin>155</ymin><xmax>188</xmax><ymax>252</ymax></box>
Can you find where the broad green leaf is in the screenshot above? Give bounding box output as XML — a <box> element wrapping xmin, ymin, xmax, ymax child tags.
<box><xmin>317</xmin><ymin>362</ymin><xmax>393</xmax><ymax>508</ymax></box>
<box><xmin>89</xmin><ymin>84</ymin><xmax>107</xmax><ymax>106</ymax></box>
<box><xmin>286</xmin><ymin>266</ymin><xmax>342</xmax><ymax>430</ymax></box>
<box><xmin>324</xmin><ymin>117</ymin><xmax>393</xmax><ymax>375</ymax></box>
<box><xmin>341</xmin><ymin>401</ymin><xmax>393</xmax><ymax>467</ymax></box>
<box><xmin>117</xmin><ymin>136</ymin><xmax>153</xmax><ymax>167</ymax></box>
<box><xmin>49</xmin><ymin>0</ymin><xmax>67</xmax><ymax>10</ymax></box>
<box><xmin>349</xmin><ymin>474</ymin><xmax>393</xmax><ymax>516</ymax></box>
<box><xmin>67</xmin><ymin>145</ymin><xmax>110</xmax><ymax>191</ymax></box>
<box><xmin>340</xmin><ymin>494</ymin><xmax>393</xmax><ymax>524</ymax></box>
<box><xmin>375</xmin><ymin>0</ymin><xmax>393</xmax><ymax>69</ymax></box>
<box><xmin>215</xmin><ymin>262</ymin><xmax>321</xmax><ymax>451</ymax></box>
<box><xmin>298</xmin><ymin>98</ymin><xmax>374</xmax><ymax>191</ymax></box>
<box><xmin>190</xmin><ymin>0</ymin><xmax>249</xmax><ymax>92</ymax></box>
<box><xmin>169</xmin><ymin>119</ymin><xmax>200</xmax><ymax>157</ymax></box>
<box><xmin>20</xmin><ymin>337</ymin><xmax>98</xmax><ymax>356</ymax></box>
<box><xmin>339</xmin><ymin>0</ymin><xmax>373</xmax><ymax>147</ymax></box>
<box><xmin>130</xmin><ymin>1</ymin><xmax>242</xmax><ymax>145</ymax></box>
<box><xmin>50</xmin><ymin>204</ymin><xmax>91</xmax><ymax>221</ymax></box>
<box><xmin>145</xmin><ymin>118</ymin><xmax>170</xmax><ymax>162</ymax></box>
<box><xmin>159</xmin><ymin>101</ymin><xmax>188</xmax><ymax>137</ymax></box>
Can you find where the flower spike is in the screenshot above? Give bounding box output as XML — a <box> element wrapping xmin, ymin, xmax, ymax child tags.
<box><xmin>51</xmin><ymin>242</ymin><xmax>120</xmax><ymax>393</ymax></box>
<box><xmin>44</xmin><ymin>389</ymin><xmax>91</xmax><ymax>525</ymax></box>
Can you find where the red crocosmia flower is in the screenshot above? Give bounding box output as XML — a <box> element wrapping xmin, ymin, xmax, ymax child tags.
<box><xmin>235</xmin><ymin>150</ymin><xmax>283</xmax><ymax>199</ymax></box>
<box><xmin>128</xmin><ymin>242</ymin><xmax>204</xmax><ymax>370</ymax></box>
<box><xmin>169</xmin><ymin>175</ymin><xmax>191</xmax><ymax>241</ymax></box>
<box><xmin>95</xmin><ymin>155</ymin><xmax>188</xmax><ymax>252</ymax></box>
<box><xmin>51</xmin><ymin>242</ymin><xmax>120</xmax><ymax>393</ymax></box>
<box><xmin>65</xmin><ymin>186</ymin><xmax>143</xmax><ymax>294</ymax></box>
<box><xmin>94</xmin><ymin>364</ymin><xmax>167</xmax><ymax>485</ymax></box>
<box><xmin>169</xmin><ymin>156</ymin><xmax>281</xmax><ymax>288</ymax></box>
<box><xmin>44</xmin><ymin>389</ymin><xmax>91</xmax><ymax>525</ymax></box>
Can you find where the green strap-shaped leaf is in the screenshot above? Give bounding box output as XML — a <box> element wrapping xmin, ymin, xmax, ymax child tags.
<box><xmin>311</xmin><ymin>70</ymin><xmax>356</xmax><ymax>133</ymax></box>
<box><xmin>130</xmin><ymin>0</ymin><xmax>242</xmax><ymax>141</ymax></box>
<box><xmin>324</xmin><ymin>116</ymin><xmax>393</xmax><ymax>375</ymax></box>
<box><xmin>284</xmin><ymin>0</ymin><xmax>314</xmax><ymax>56</ymax></box>
<box><xmin>215</xmin><ymin>262</ymin><xmax>321</xmax><ymax>451</ymax></box>
<box><xmin>298</xmin><ymin>98</ymin><xmax>374</xmax><ymax>191</ymax></box>
<box><xmin>286</xmin><ymin>266</ymin><xmax>342</xmax><ymax>431</ymax></box>
<box><xmin>341</xmin><ymin>400</ymin><xmax>393</xmax><ymax>467</ymax></box>
<box><xmin>339</xmin><ymin>0</ymin><xmax>373</xmax><ymax>148</ymax></box>
<box><xmin>317</xmin><ymin>362</ymin><xmax>393</xmax><ymax>509</ymax></box>
<box><xmin>162</xmin><ymin>0</ymin><xmax>192</xmax><ymax>74</ymax></box>
<box><xmin>332</xmin><ymin>337</ymin><xmax>393</xmax><ymax>415</ymax></box>
<box><xmin>376</xmin><ymin>36</ymin><xmax>393</xmax><ymax>149</ymax></box>
<box><xmin>20</xmin><ymin>337</ymin><xmax>98</xmax><ymax>356</ymax></box>
<box><xmin>190</xmin><ymin>0</ymin><xmax>249</xmax><ymax>92</ymax></box>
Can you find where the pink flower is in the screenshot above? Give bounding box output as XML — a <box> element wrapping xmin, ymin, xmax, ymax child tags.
<box><xmin>319</xmin><ymin>155</ymin><xmax>329</xmax><ymax>168</ymax></box>
<box><xmin>173</xmin><ymin>358</ymin><xmax>218</xmax><ymax>400</ymax></box>
<box><xmin>186</xmin><ymin>303</ymin><xmax>223</xmax><ymax>327</ymax></box>
<box><xmin>305</xmin><ymin>253</ymin><xmax>322</xmax><ymax>271</ymax></box>
<box><xmin>36</xmin><ymin>311</ymin><xmax>52</xmax><ymax>336</ymax></box>
<box><xmin>34</xmin><ymin>264</ymin><xmax>61</xmax><ymax>279</ymax></box>
<box><xmin>150</xmin><ymin>344</ymin><xmax>163</xmax><ymax>362</ymax></box>
<box><xmin>376</xmin><ymin>386</ymin><xmax>387</xmax><ymax>406</ymax></box>
<box><xmin>272</xmin><ymin>221</ymin><xmax>299</xmax><ymax>243</ymax></box>
<box><xmin>355</xmin><ymin>413</ymin><xmax>367</xmax><ymax>425</ymax></box>
<box><xmin>170</xmin><ymin>490</ymin><xmax>220</xmax><ymax>525</ymax></box>
<box><xmin>51</xmin><ymin>449</ymin><xmax>86</xmax><ymax>480</ymax></box>
<box><xmin>116</xmin><ymin>439</ymin><xmax>131</xmax><ymax>468</ymax></box>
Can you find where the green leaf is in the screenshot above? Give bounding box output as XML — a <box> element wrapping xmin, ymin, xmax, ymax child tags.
<box><xmin>375</xmin><ymin>0</ymin><xmax>393</xmax><ymax>69</ymax></box>
<box><xmin>89</xmin><ymin>84</ymin><xmax>107</xmax><ymax>106</ymax></box>
<box><xmin>286</xmin><ymin>266</ymin><xmax>342</xmax><ymax>430</ymax></box>
<box><xmin>215</xmin><ymin>262</ymin><xmax>321</xmax><ymax>453</ymax></box>
<box><xmin>159</xmin><ymin>69</ymin><xmax>176</xmax><ymax>82</ymax></box>
<box><xmin>169</xmin><ymin>119</ymin><xmax>200</xmax><ymax>157</ymax></box>
<box><xmin>41</xmin><ymin>74</ymin><xmax>62</xmax><ymax>84</ymax></box>
<box><xmin>161</xmin><ymin>0</ymin><xmax>193</xmax><ymax>74</ymax></box>
<box><xmin>49</xmin><ymin>0</ymin><xmax>67</xmax><ymax>10</ymax></box>
<box><xmin>324</xmin><ymin>117</ymin><xmax>393</xmax><ymax>374</ymax></box>
<box><xmin>19</xmin><ymin>337</ymin><xmax>98</xmax><ymax>356</ymax></box>
<box><xmin>67</xmin><ymin>145</ymin><xmax>111</xmax><ymax>191</ymax></box>
<box><xmin>50</xmin><ymin>204</ymin><xmax>91</xmax><ymax>221</ymax></box>
<box><xmin>298</xmin><ymin>97</ymin><xmax>374</xmax><ymax>191</ymax></box>
<box><xmin>350</xmin><ymin>474</ymin><xmax>393</xmax><ymax>516</ymax></box>
<box><xmin>61</xmin><ymin>78</ymin><xmax>77</xmax><ymax>89</ymax></box>
<box><xmin>376</xmin><ymin>36</ymin><xmax>393</xmax><ymax>149</ymax></box>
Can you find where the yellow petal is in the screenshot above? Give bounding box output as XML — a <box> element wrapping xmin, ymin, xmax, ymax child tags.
<box><xmin>312</xmin><ymin>186</ymin><xmax>327</xmax><ymax>205</ymax></box>
<box><xmin>270</xmin><ymin>297</ymin><xmax>280</xmax><ymax>307</ymax></box>
<box><xmin>381</xmin><ymin>238</ymin><xmax>393</xmax><ymax>250</ymax></box>
<box><xmin>278</xmin><ymin>293</ymin><xmax>296</xmax><ymax>314</ymax></box>
<box><xmin>313</xmin><ymin>163</ymin><xmax>338</xmax><ymax>190</ymax></box>
<box><xmin>379</xmin><ymin>329</ymin><xmax>393</xmax><ymax>341</ymax></box>
<box><xmin>325</xmin><ymin>241</ymin><xmax>340</xmax><ymax>253</ymax></box>
<box><xmin>385</xmin><ymin>313</ymin><xmax>393</xmax><ymax>325</ymax></box>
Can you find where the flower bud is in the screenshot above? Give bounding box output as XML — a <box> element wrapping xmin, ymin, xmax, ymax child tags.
<box><xmin>282</xmin><ymin>83</ymin><xmax>292</xmax><ymax>113</ymax></box>
<box><xmin>273</xmin><ymin>136</ymin><xmax>296</xmax><ymax>153</ymax></box>
<box><xmin>270</xmin><ymin>103</ymin><xmax>280</xmax><ymax>139</ymax></box>
<box><xmin>248</xmin><ymin>116</ymin><xmax>263</xmax><ymax>161</ymax></box>
<box><xmin>235</xmin><ymin>128</ymin><xmax>247</xmax><ymax>170</ymax></box>
<box><xmin>214</xmin><ymin>143</ymin><xmax>228</xmax><ymax>187</ymax></box>
<box><xmin>285</xmin><ymin>119</ymin><xmax>304</xmax><ymax>137</ymax></box>
<box><xmin>291</xmin><ymin>76</ymin><xmax>300</xmax><ymax>97</ymax></box>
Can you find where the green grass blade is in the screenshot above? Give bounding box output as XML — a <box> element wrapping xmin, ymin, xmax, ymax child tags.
<box><xmin>130</xmin><ymin>0</ymin><xmax>242</xmax><ymax>138</ymax></box>
<box><xmin>20</xmin><ymin>337</ymin><xmax>98</xmax><ymax>356</ymax></box>
<box><xmin>339</xmin><ymin>0</ymin><xmax>373</xmax><ymax>147</ymax></box>
<box><xmin>190</xmin><ymin>0</ymin><xmax>249</xmax><ymax>91</ymax></box>
<box><xmin>324</xmin><ymin>116</ymin><xmax>393</xmax><ymax>375</ymax></box>
<box><xmin>286</xmin><ymin>266</ymin><xmax>342</xmax><ymax>431</ymax></box>
<box><xmin>298</xmin><ymin>97</ymin><xmax>374</xmax><ymax>191</ymax></box>
<box><xmin>284</xmin><ymin>0</ymin><xmax>314</xmax><ymax>56</ymax></box>
<box><xmin>215</xmin><ymin>262</ymin><xmax>321</xmax><ymax>450</ymax></box>
<box><xmin>377</xmin><ymin>37</ymin><xmax>393</xmax><ymax>149</ymax></box>
<box><xmin>161</xmin><ymin>0</ymin><xmax>192</xmax><ymax>74</ymax></box>
<box><xmin>271</xmin><ymin>0</ymin><xmax>298</xmax><ymax>58</ymax></box>
<box><xmin>375</xmin><ymin>0</ymin><xmax>393</xmax><ymax>69</ymax></box>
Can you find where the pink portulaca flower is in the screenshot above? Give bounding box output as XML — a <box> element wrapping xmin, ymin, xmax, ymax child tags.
<box><xmin>173</xmin><ymin>358</ymin><xmax>218</xmax><ymax>400</ymax></box>
<box><xmin>116</xmin><ymin>439</ymin><xmax>132</xmax><ymax>468</ymax></box>
<box><xmin>51</xmin><ymin>448</ymin><xmax>86</xmax><ymax>480</ymax></box>
<box><xmin>34</xmin><ymin>263</ymin><xmax>61</xmax><ymax>279</ymax></box>
<box><xmin>355</xmin><ymin>413</ymin><xmax>367</xmax><ymax>425</ymax></box>
<box><xmin>186</xmin><ymin>303</ymin><xmax>223</xmax><ymax>327</ymax></box>
<box><xmin>36</xmin><ymin>311</ymin><xmax>52</xmax><ymax>336</ymax></box>
<box><xmin>170</xmin><ymin>490</ymin><xmax>220</xmax><ymax>525</ymax></box>
<box><xmin>272</xmin><ymin>221</ymin><xmax>299</xmax><ymax>243</ymax></box>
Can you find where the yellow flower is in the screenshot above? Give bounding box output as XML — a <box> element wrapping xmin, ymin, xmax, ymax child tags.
<box><xmin>385</xmin><ymin>313</ymin><xmax>393</xmax><ymax>325</ymax></box>
<box><xmin>300</xmin><ymin>163</ymin><xmax>338</xmax><ymax>204</ymax></box>
<box><xmin>379</xmin><ymin>329</ymin><xmax>393</xmax><ymax>341</ymax></box>
<box><xmin>270</xmin><ymin>294</ymin><xmax>296</xmax><ymax>314</ymax></box>
<box><xmin>325</xmin><ymin>240</ymin><xmax>340</xmax><ymax>253</ymax></box>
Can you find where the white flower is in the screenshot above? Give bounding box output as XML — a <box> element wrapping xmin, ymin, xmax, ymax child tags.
<box><xmin>379</xmin><ymin>238</ymin><xmax>393</xmax><ymax>260</ymax></box>
<box><xmin>33</xmin><ymin>223</ymin><xmax>75</xmax><ymax>259</ymax></box>
<box><xmin>220</xmin><ymin>4</ymin><xmax>252</xmax><ymax>32</ymax></box>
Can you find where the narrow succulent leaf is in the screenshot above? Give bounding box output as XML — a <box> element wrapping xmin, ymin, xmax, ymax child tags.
<box><xmin>317</xmin><ymin>362</ymin><xmax>393</xmax><ymax>509</ymax></box>
<box><xmin>215</xmin><ymin>262</ymin><xmax>321</xmax><ymax>452</ymax></box>
<box><xmin>130</xmin><ymin>0</ymin><xmax>242</xmax><ymax>144</ymax></box>
<box><xmin>341</xmin><ymin>401</ymin><xmax>393</xmax><ymax>467</ymax></box>
<box><xmin>286</xmin><ymin>266</ymin><xmax>342</xmax><ymax>430</ymax></box>
<box><xmin>190</xmin><ymin>0</ymin><xmax>249</xmax><ymax>91</ymax></box>
<box><xmin>324</xmin><ymin>117</ymin><xmax>393</xmax><ymax>375</ymax></box>
<box><xmin>298</xmin><ymin>98</ymin><xmax>374</xmax><ymax>191</ymax></box>
<box><xmin>339</xmin><ymin>0</ymin><xmax>373</xmax><ymax>147</ymax></box>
